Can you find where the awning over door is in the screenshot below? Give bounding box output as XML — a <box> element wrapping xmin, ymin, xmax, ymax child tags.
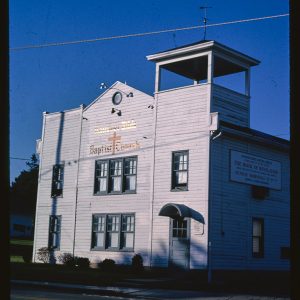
<box><xmin>158</xmin><ymin>203</ymin><xmax>205</xmax><ymax>224</ymax></box>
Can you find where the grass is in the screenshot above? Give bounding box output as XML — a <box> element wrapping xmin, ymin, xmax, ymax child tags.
<box><xmin>10</xmin><ymin>256</ymin><xmax>25</xmax><ymax>263</ymax></box>
<box><xmin>10</xmin><ymin>239</ymin><xmax>33</xmax><ymax>246</ymax></box>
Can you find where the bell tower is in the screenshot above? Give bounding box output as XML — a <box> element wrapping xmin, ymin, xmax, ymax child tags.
<box><xmin>147</xmin><ymin>40</ymin><xmax>260</xmax><ymax>127</ymax></box>
<box><xmin>146</xmin><ymin>41</ymin><xmax>260</xmax><ymax>269</ymax></box>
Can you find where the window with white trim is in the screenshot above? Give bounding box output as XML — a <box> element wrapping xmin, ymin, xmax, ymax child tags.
<box><xmin>94</xmin><ymin>157</ymin><xmax>137</xmax><ymax>194</ymax></box>
<box><xmin>91</xmin><ymin>214</ymin><xmax>135</xmax><ymax>251</ymax></box>
<box><xmin>172</xmin><ymin>151</ymin><xmax>189</xmax><ymax>191</ymax></box>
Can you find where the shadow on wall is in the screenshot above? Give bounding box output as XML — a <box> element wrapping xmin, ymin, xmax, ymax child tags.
<box><xmin>49</xmin><ymin>112</ymin><xmax>65</xmax><ymax>265</ymax></box>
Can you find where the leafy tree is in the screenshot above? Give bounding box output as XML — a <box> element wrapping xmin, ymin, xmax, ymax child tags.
<box><xmin>10</xmin><ymin>154</ymin><xmax>39</xmax><ymax>218</ymax></box>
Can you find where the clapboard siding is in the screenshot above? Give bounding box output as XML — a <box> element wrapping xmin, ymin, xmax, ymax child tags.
<box><xmin>210</xmin><ymin>135</ymin><xmax>290</xmax><ymax>270</ymax></box>
<box><xmin>212</xmin><ymin>84</ymin><xmax>250</xmax><ymax>126</ymax></box>
<box><xmin>152</xmin><ymin>84</ymin><xmax>211</xmax><ymax>269</ymax></box>
<box><xmin>33</xmin><ymin>108</ymin><xmax>82</xmax><ymax>261</ymax></box>
<box><xmin>70</xmin><ymin>82</ymin><xmax>155</xmax><ymax>266</ymax></box>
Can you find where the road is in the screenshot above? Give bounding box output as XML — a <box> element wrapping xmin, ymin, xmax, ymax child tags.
<box><xmin>11</xmin><ymin>287</ymin><xmax>135</xmax><ymax>300</ymax></box>
<box><xmin>11</xmin><ymin>286</ymin><xmax>290</xmax><ymax>300</ymax></box>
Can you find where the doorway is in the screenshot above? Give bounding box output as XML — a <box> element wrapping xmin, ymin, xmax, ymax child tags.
<box><xmin>169</xmin><ymin>217</ymin><xmax>190</xmax><ymax>269</ymax></box>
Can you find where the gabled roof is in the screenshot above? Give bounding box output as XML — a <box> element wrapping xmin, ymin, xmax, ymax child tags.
<box><xmin>83</xmin><ymin>81</ymin><xmax>153</xmax><ymax>112</ymax></box>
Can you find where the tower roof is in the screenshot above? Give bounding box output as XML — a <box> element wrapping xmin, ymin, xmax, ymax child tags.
<box><xmin>147</xmin><ymin>40</ymin><xmax>260</xmax><ymax>81</ymax></box>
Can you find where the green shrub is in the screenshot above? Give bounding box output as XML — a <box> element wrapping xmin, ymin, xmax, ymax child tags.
<box><xmin>58</xmin><ymin>253</ymin><xmax>90</xmax><ymax>268</ymax></box>
<box><xmin>101</xmin><ymin>259</ymin><xmax>115</xmax><ymax>271</ymax></box>
<box><xmin>36</xmin><ymin>247</ymin><xmax>50</xmax><ymax>263</ymax></box>
<box><xmin>58</xmin><ymin>253</ymin><xmax>74</xmax><ymax>266</ymax></box>
<box><xmin>74</xmin><ymin>257</ymin><xmax>90</xmax><ymax>268</ymax></box>
<box><xmin>131</xmin><ymin>254</ymin><xmax>143</xmax><ymax>272</ymax></box>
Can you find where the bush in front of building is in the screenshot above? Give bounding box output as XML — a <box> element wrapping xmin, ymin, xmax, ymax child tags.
<box><xmin>100</xmin><ymin>259</ymin><xmax>115</xmax><ymax>271</ymax></box>
<box><xmin>74</xmin><ymin>257</ymin><xmax>90</xmax><ymax>268</ymax></box>
<box><xmin>131</xmin><ymin>253</ymin><xmax>143</xmax><ymax>272</ymax></box>
<box><xmin>58</xmin><ymin>253</ymin><xmax>90</xmax><ymax>268</ymax></box>
<box><xmin>36</xmin><ymin>247</ymin><xmax>50</xmax><ymax>263</ymax></box>
<box><xmin>58</xmin><ymin>253</ymin><xmax>74</xmax><ymax>266</ymax></box>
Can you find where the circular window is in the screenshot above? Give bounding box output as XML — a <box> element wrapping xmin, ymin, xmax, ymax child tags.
<box><xmin>112</xmin><ymin>92</ymin><xmax>123</xmax><ymax>105</ymax></box>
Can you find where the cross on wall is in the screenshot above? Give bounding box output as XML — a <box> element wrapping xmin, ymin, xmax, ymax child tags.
<box><xmin>108</xmin><ymin>132</ymin><xmax>121</xmax><ymax>155</ymax></box>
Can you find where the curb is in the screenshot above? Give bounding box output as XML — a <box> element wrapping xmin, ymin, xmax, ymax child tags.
<box><xmin>11</xmin><ymin>280</ymin><xmax>150</xmax><ymax>298</ymax></box>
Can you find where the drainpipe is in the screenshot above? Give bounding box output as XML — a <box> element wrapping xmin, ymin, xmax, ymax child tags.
<box><xmin>207</xmin><ymin>129</ymin><xmax>222</xmax><ymax>284</ymax></box>
<box><xmin>72</xmin><ymin>104</ymin><xmax>85</xmax><ymax>257</ymax></box>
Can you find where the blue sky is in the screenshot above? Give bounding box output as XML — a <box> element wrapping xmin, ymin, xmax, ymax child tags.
<box><xmin>10</xmin><ymin>0</ymin><xmax>289</xmax><ymax>183</ymax></box>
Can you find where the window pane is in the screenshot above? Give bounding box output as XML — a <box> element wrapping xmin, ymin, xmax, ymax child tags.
<box><xmin>122</xmin><ymin>232</ymin><xmax>134</xmax><ymax>248</ymax></box>
<box><xmin>125</xmin><ymin>175</ymin><xmax>136</xmax><ymax>191</ymax></box>
<box><xmin>107</xmin><ymin>232</ymin><xmax>119</xmax><ymax>248</ymax></box>
<box><xmin>125</xmin><ymin>158</ymin><xmax>137</xmax><ymax>175</ymax></box>
<box><xmin>99</xmin><ymin>178</ymin><xmax>107</xmax><ymax>192</ymax></box>
<box><xmin>52</xmin><ymin>233</ymin><xmax>60</xmax><ymax>248</ymax></box>
<box><xmin>253</xmin><ymin>221</ymin><xmax>261</xmax><ymax>236</ymax></box>
<box><xmin>94</xmin><ymin>232</ymin><xmax>104</xmax><ymax>247</ymax></box>
<box><xmin>177</xmin><ymin>171</ymin><xmax>187</xmax><ymax>184</ymax></box>
<box><xmin>253</xmin><ymin>237</ymin><xmax>260</xmax><ymax>253</ymax></box>
<box><xmin>101</xmin><ymin>162</ymin><xmax>108</xmax><ymax>176</ymax></box>
<box><xmin>111</xmin><ymin>177</ymin><xmax>121</xmax><ymax>192</ymax></box>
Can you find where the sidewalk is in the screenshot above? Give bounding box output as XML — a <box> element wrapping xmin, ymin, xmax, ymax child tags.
<box><xmin>11</xmin><ymin>279</ymin><xmax>290</xmax><ymax>299</ymax></box>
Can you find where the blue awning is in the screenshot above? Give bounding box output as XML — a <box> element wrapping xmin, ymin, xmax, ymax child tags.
<box><xmin>158</xmin><ymin>203</ymin><xmax>205</xmax><ymax>224</ymax></box>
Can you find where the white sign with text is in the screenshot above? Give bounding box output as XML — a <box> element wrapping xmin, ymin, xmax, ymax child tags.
<box><xmin>230</xmin><ymin>150</ymin><xmax>281</xmax><ymax>190</ymax></box>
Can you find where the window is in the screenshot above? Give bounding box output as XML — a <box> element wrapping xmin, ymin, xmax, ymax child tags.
<box><xmin>124</xmin><ymin>158</ymin><xmax>137</xmax><ymax>192</ymax></box>
<box><xmin>48</xmin><ymin>216</ymin><xmax>61</xmax><ymax>250</ymax></box>
<box><xmin>109</xmin><ymin>160</ymin><xmax>122</xmax><ymax>193</ymax></box>
<box><xmin>172</xmin><ymin>218</ymin><xmax>188</xmax><ymax>238</ymax></box>
<box><xmin>91</xmin><ymin>215</ymin><xmax>105</xmax><ymax>249</ymax></box>
<box><xmin>172</xmin><ymin>151</ymin><xmax>188</xmax><ymax>191</ymax></box>
<box><xmin>94</xmin><ymin>157</ymin><xmax>137</xmax><ymax>195</ymax></box>
<box><xmin>91</xmin><ymin>214</ymin><xmax>135</xmax><ymax>251</ymax></box>
<box><xmin>252</xmin><ymin>218</ymin><xmax>264</xmax><ymax>258</ymax></box>
<box><xmin>106</xmin><ymin>215</ymin><xmax>120</xmax><ymax>248</ymax></box>
<box><xmin>94</xmin><ymin>161</ymin><xmax>108</xmax><ymax>193</ymax></box>
<box><xmin>121</xmin><ymin>215</ymin><xmax>135</xmax><ymax>249</ymax></box>
<box><xmin>51</xmin><ymin>164</ymin><xmax>64</xmax><ymax>197</ymax></box>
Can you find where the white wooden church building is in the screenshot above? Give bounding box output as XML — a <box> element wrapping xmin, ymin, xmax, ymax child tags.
<box><xmin>33</xmin><ymin>40</ymin><xmax>290</xmax><ymax>272</ymax></box>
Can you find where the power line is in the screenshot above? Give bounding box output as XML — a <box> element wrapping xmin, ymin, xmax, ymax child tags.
<box><xmin>10</xmin><ymin>157</ymin><xmax>31</xmax><ymax>161</ymax></box>
<box><xmin>10</xmin><ymin>13</ymin><xmax>289</xmax><ymax>51</ymax></box>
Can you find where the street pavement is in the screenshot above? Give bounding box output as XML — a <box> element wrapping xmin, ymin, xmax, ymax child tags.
<box><xmin>11</xmin><ymin>280</ymin><xmax>290</xmax><ymax>300</ymax></box>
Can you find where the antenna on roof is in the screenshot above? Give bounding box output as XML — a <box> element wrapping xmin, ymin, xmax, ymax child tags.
<box><xmin>200</xmin><ymin>6</ymin><xmax>212</xmax><ymax>40</ymax></box>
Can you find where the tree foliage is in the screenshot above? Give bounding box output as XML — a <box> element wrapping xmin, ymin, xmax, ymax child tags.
<box><xmin>10</xmin><ymin>154</ymin><xmax>39</xmax><ymax>217</ymax></box>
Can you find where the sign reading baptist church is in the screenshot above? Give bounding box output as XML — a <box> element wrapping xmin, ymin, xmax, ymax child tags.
<box><xmin>90</xmin><ymin>132</ymin><xmax>140</xmax><ymax>156</ymax></box>
<box><xmin>230</xmin><ymin>150</ymin><xmax>281</xmax><ymax>190</ymax></box>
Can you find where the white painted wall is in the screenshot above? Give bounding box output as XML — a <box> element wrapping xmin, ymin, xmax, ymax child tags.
<box><xmin>33</xmin><ymin>108</ymin><xmax>82</xmax><ymax>262</ymax></box>
<box><xmin>210</xmin><ymin>135</ymin><xmax>290</xmax><ymax>270</ymax></box>
<box><xmin>151</xmin><ymin>84</ymin><xmax>211</xmax><ymax>269</ymax></box>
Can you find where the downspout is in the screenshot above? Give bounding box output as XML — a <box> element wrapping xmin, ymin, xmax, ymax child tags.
<box><xmin>72</xmin><ymin>104</ymin><xmax>85</xmax><ymax>257</ymax></box>
<box><xmin>32</xmin><ymin>112</ymin><xmax>48</xmax><ymax>262</ymax></box>
<box><xmin>149</xmin><ymin>64</ymin><xmax>160</xmax><ymax>267</ymax></box>
<box><xmin>207</xmin><ymin>129</ymin><xmax>222</xmax><ymax>283</ymax></box>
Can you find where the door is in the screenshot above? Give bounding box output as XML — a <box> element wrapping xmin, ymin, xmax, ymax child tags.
<box><xmin>169</xmin><ymin>217</ymin><xmax>190</xmax><ymax>269</ymax></box>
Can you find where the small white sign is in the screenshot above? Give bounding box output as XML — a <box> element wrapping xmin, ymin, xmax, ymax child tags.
<box><xmin>230</xmin><ymin>150</ymin><xmax>281</xmax><ymax>190</ymax></box>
